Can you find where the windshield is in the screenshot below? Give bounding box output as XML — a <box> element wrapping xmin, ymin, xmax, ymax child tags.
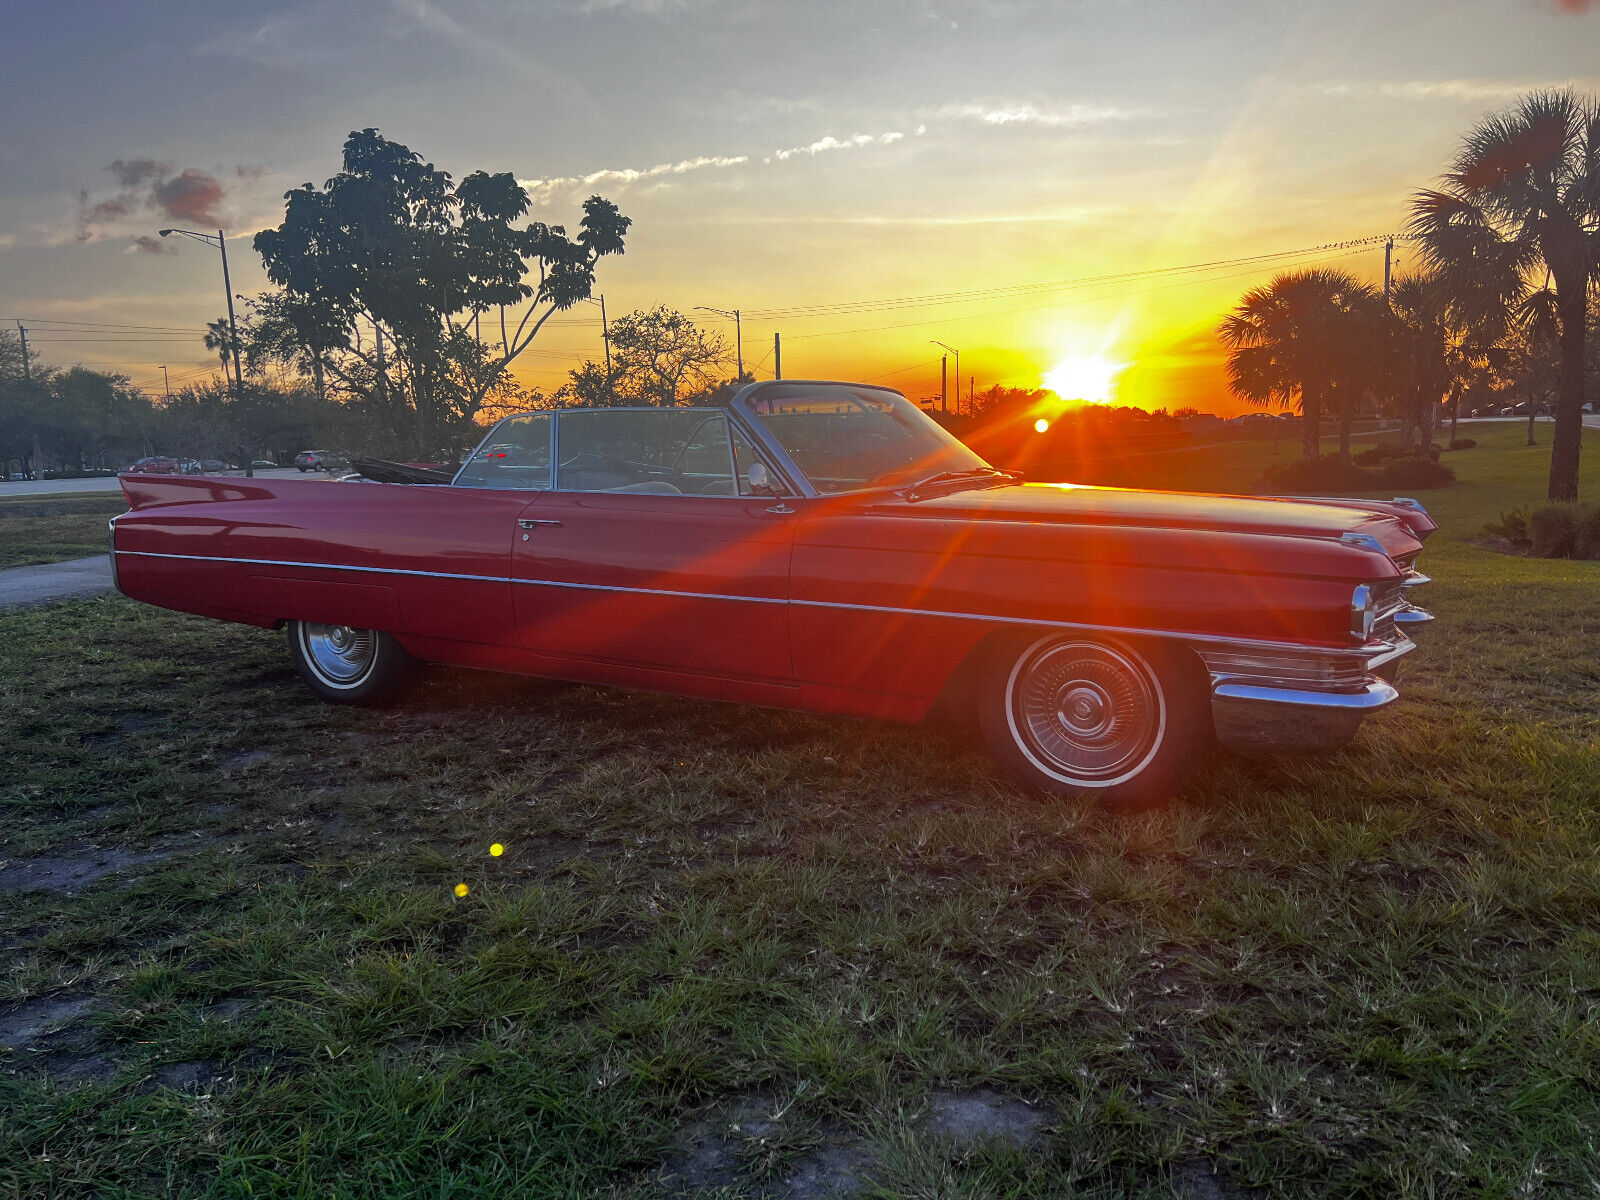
<box><xmin>742</xmin><ymin>384</ymin><xmax>989</xmax><ymax>494</ymax></box>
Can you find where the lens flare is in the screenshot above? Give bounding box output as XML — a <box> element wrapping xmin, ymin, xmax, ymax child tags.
<box><xmin>454</xmin><ymin>882</ymin><xmax>469</xmax><ymax>897</ymax></box>
<box><xmin>1034</xmin><ymin>418</ymin><xmax>1050</xmax><ymax>433</ymax></box>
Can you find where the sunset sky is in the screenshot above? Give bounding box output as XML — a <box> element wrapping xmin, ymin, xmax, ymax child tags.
<box><xmin>2</xmin><ymin>0</ymin><xmax>1596</xmax><ymax>414</ymax></box>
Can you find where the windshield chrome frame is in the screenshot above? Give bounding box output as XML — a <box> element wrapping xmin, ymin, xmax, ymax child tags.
<box><xmin>730</xmin><ymin>379</ymin><xmax>993</xmax><ymax>500</ymax></box>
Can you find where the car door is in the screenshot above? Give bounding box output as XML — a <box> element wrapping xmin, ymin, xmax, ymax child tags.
<box><xmin>511</xmin><ymin>409</ymin><xmax>797</xmax><ymax>682</ymax></box>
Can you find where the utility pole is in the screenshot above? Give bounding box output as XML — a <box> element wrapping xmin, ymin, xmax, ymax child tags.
<box><xmin>219</xmin><ymin>229</ymin><xmax>244</xmax><ymax>402</ymax></box>
<box><xmin>18</xmin><ymin>322</ymin><xmax>44</xmax><ymax>481</ymax></box>
<box><xmin>695</xmin><ymin>306</ymin><xmax>743</xmax><ymax>379</ymax></box>
<box><xmin>597</xmin><ymin>293</ymin><xmax>612</xmax><ymax>379</ymax></box>
<box><xmin>158</xmin><ymin>365</ymin><xmax>170</xmax><ymax>400</ymax></box>
<box><xmin>931</xmin><ymin>341</ymin><xmax>959</xmax><ymax>415</ymax></box>
<box><xmin>940</xmin><ymin>355</ymin><xmax>948</xmax><ymax>412</ymax></box>
<box><xmin>970</xmin><ymin>375</ymin><xmax>974</xmax><ymax>413</ymax></box>
<box><xmin>1383</xmin><ymin>238</ymin><xmax>1394</xmax><ymax>308</ymax></box>
<box><xmin>773</xmin><ymin>332</ymin><xmax>781</xmax><ymax>380</ymax></box>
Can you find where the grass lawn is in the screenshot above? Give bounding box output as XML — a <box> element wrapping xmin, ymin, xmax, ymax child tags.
<box><xmin>0</xmin><ymin>495</ymin><xmax>127</xmax><ymax>568</ymax></box>
<box><xmin>2</xmin><ymin>424</ymin><xmax>1598</xmax><ymax>1198</ymax></box>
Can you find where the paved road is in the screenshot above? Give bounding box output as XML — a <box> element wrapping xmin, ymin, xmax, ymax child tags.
<box><xmin>0</xmin><ymin>555</ymin><xmax>116</xmax><ymax>609</ymax></box>
<box><xmin>0</xmin><ymin>467</ymin><xmax>307</xmax><ymax>498</ymax></box>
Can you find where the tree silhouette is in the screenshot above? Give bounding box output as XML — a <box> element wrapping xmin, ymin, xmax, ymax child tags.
<box><xmin>1219</xmin><ymin>268</ymin><xmax>1379</xmax><ymax>461</ymax></box>
<box><xmin>1410</xmin><ymin>90</ymin><xmax>1599</xmax><ymax>501</ymax></box>
<box><xmin>253</xmin><ymin>129</ymin><xmax>630</xmax><ymax>455</ymax></box>
<box><xmin>558</xmin><ymin>307</ymin><xmax>731</xmax><ymax>407</ymax></box>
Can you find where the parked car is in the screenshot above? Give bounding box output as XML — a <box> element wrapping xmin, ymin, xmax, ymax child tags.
<box><xmin>198</xmin><ymin>459</ymin><xmax>228</xmax><ymax>473</ymax></box>
<box><xmin>110</xmin><ymin>381</ymin><xmax>1435</xmax><ymax>809</ymax></box>
<box><xmin>251</xmin><ymin>460</ymin><xmax>278</xmax><ymax>471</ymax></box>
<box><xmin>295</xmin><ymin>450</ymin><xmax>342</xmax><ymax>472</ymax></box>
<box><xmin>123</xmin><ymin>456</ymin><xmax>180</xmax><ymax>475</ymax></box>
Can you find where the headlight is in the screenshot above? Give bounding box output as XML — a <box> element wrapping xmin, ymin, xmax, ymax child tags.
<box><xmin>1350</xmin><ymin>584</ymin><xmax>1377</xmax><ymax>640</ymax></box>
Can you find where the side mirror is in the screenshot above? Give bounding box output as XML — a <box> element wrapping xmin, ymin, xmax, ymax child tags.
<box><xmin>747</xmin><ymin>461</ymin><xmax>779</xmax><ymax>496</ymax></box>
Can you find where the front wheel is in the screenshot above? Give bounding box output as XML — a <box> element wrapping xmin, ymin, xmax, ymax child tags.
<box><xmin>978</xmin><ymin>634</ymin><xmax>1210</xmax><ymax>810</ymax></box>
<box><xmin>286</xmin><ymin>621</ymin><xmax>413</xmax><ymax>705</ymax></box>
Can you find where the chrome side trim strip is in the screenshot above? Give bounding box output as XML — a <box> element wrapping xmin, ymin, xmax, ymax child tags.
<box><xmin>117</xmin><ymin>548</ymin><xmax>1382</xmax><ymax>659</ymax></box>
<box><xmin>1212</xmin><ymin>678</ymin><xmax>1398</xmax><ymax>711</ymax></box>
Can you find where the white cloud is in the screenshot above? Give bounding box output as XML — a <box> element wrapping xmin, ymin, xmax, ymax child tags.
<box><xmin>519</xmin><ymin>154</ymin><xmax>750</xmax><ymax>202</ymax></box>
<box><xmin>765</xmin><ymin>129</ymin><xmax>916</xmax><ymax>163</ymax></box>
<box><xmin>925</xmin><ymin>101</ymin><xmax>1155</xmax><ymax>127</ymax></box>
<box><xmin>1299</xmin><ymin>78</ymin><xmax>1596</xmax><ymax>102</ymax></box>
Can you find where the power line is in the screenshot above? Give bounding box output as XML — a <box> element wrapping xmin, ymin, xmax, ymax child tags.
<box><xmin>739</xmin><ymin>234</ymin><xmax>1410</xmax><ymax>320</ymax></box>
<box><xmin>784</xmin><ymin>245</ymin><xmax>1376</xmax><ymax>342</ymax></box>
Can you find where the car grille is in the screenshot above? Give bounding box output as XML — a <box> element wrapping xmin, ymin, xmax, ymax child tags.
<box><xmin>1200</xmin><ymin>647</ymin><xmax>1372</xmax><ymax>693</ymax></box>
<box><xmin>1369</xmin><ymin>578</ymin><xmax>1408</xmax><ymax>642</ymax></box>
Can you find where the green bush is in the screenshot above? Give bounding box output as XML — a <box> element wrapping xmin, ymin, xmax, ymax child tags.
<box><xmin>1574</xmin><ymin>505</ymin><xmax>1600</xmax><ymax>560</ymax></box>
<box><xmin>1375</xmin><ymin>456</ymin><xmax>1456</xmax><ymax>489</ymax></box>
<box><xmin>1529</xmin><ymin>504</ymin><xmax>1580</xmax><ymax>558</ymax></box>
<box><xmin>1262</xmin><ymin>455</ymin><xmax>1375</xmax><ymax>492</ymax></box>
<box><xmin>1262</xmin><ymin>451</ymin><xmax>1456</xmax><ymax>494</ymax></box>
<box><xmin>1448</xmin><ymin>438</ymin><xmax>1477</xmax><ymax>451</ymax></box>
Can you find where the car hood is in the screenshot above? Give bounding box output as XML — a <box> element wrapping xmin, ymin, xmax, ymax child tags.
<box><xmin>878</xmin><ymin>482</ymin><xmax>1421</xmax><ymax>554</ymax></box>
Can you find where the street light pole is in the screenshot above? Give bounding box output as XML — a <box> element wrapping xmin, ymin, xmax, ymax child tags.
<box><xmin>158</xmin><ymin>365</ymin><xmax>170</xmax><ymax>400</ymax></box>
<box><xmin>159</xmin><ymin>227</ymin><xmax>249</xmax><ymax>471</ymax></box>
<box><xmin>931</xmin><ymin>340</ymin><xmax>959</xmax><ymax>415</ymax></box>
<box><xmin>695</xmin><ymin>306</ymin><xmax>743</xmax><ymax>380</ymax></box>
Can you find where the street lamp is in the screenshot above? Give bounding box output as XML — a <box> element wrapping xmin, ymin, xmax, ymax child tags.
<box><xmin>930</xmin><ymin>340</ymin><xmax>959</xmax><ymax>415</ymax></box>
<box><xmin>157</xmin><ymin>364</ymin><xmax>170</xmax><ymax>400</ymax></box>
<box><xmin>695</xmin><ymin>306</ymin><xmax>743</xmax><ymax>380</ymax></box>
<box><xmin>158</xmin><ymin>228</ymin><xmax>244</xmax><ymax>403</ymax></box>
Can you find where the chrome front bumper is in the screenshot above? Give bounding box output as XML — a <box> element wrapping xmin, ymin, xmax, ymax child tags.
<box><xmin>1202</xmin><ymin>606</ymin><xmax>1428</xmax><ymax>754</ymax></box>
<box><xmin>1210</xmin><ymin>675</ymin><xmax>1398</xmax><ymax>753</ymax></box>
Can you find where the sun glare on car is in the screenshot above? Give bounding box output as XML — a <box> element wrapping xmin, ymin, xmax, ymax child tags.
<box><xmin>1043</xmin><ymin>352</ymin><xmax>1125</xmax><ymax>404</ymax></box>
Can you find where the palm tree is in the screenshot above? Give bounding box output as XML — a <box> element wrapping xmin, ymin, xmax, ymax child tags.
<box><xmin>1410</xmin><ymin>90</ymin><xmax>1600</xmax><ymax>502</ymax></box>
<box><xmin>203</xmin><ymin>318</ymin><xmax>236</xmax><ymax>389</ymax></box>
<box><xmin>1219</xmin><ymin>268</ymin><xmax>1380</xmax><ymax>461</ymax></box>
<box><xmin>1387</xmin><ymin>270</ymin><xmax>1503</xmax><ymax>450</ymax></box>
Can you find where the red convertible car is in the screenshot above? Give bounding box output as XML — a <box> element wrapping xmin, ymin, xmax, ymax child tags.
<box><xmin>110</xmin><ymin>381</ymin><xmax>1434</xmax><ymax>808</ymax></box>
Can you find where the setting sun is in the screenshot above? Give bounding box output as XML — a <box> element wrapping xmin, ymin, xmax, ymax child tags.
<box><xmin>1043</xmin><ymin>353</ymin><xmax>1126</xmax><ymax>405</ymax></box>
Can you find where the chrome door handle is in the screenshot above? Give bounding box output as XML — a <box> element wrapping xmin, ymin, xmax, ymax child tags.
<box><xmin>518</xmin><ymin>518</ymin><xmax>563</xmax><ymax>529</ymax></box>
<box><xmin>765</xmin><ymin>502</ymin><xmax>797</xmax><ymax>515</ymax></box>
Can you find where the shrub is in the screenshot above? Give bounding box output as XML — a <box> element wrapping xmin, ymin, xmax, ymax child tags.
<box><xmin>1353</xmin><ymin>446</ymin><xmax>1387</xmax><ymax>467</ymax></box>
<box><xmin>1261</xmin><ymin>455</ymin><xmax>1375</xmax><ymax>492</ymax></box>
<box><xmin>1574</xmin><ymin>504</ymin><xmax>1600</xmax><ymax>560</ymax></box>
<box><xmin>1448</xmin><ymin>438</ymin><xmax>1477</xmax><ymax>451</ymax></box>
<box><xmin>1482</xmin><ymin>507</ymin><xmax>1530</xmax><ymax>543</ymax></box>
<box><xmin>1261</xmin><ymin>451</ymin><xmax>1456</xmax><ymax>493</ymax></box>
<box><xmin>1375</xmin><ymin>456</ymin><xmax>1456</xmax><ymax>489</ymax></box>
<box><xmin>1529</xmin><ymin>504</ymin><xmax>1580</xmax><ymax>558</ymax></box>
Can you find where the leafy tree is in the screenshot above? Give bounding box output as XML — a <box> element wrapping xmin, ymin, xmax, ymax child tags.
<box><xmin>1219</xmin><ymin>268</ymin><xmax>1380</xmax><ymax>461</ymax></box>
<box><xmin>1410</xmin><ymin>90</ymin><xmax>1600</xmax><ymax>501</ymax></box>
<box><xmin>556</xmin><ymin>307</ymin><xmax>730</xmax><ymax>407</ymax></box>
<box><xmin>253</xmin><ymin>128</ymin><xmax>629</xmax><ymax>456</ymax></box>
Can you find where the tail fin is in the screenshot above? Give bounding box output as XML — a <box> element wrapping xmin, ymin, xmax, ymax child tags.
<box><xmin>119</xmin><ymin>473</ymin><xmax>284</xmax><ymax>511</ymax></box>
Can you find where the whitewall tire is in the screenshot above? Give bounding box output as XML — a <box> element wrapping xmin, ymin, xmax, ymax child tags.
<box><xmin>286</xmin><ymin>621</ymin><xmax>413</xmax><ymax>705</ymax></box>
<box><xmin>979</xmin><ymin>634</ymin><xmax>1209</xmax><ymax>809</ymax></box>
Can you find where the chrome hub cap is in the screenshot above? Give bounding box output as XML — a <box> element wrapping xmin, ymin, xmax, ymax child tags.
<box><xmin>300</xmin><ymin>624</ymin><xmax>377</xmax><ymax>686</ymax></box>
<box><xmin>1009</xmin><ymin>640</ymin><xmax>1164</xmax><ymax>784</ymax></box>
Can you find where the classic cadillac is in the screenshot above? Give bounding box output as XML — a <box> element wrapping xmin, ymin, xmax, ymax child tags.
<box><xmin>111</xmin><ymin>381</ymin><xmax>1435</xmax><ymax>809</ymax></box>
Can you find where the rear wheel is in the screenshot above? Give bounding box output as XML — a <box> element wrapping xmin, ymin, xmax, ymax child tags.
<box><xmin>286</xmin><ymin>621</ymin><xmax>412</xmax><ymax>705</ymax></box>
<box><xmin>978</xmin><ymin>634</ymin><xmax>1209</xmax><ymax>810</ymax></box>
